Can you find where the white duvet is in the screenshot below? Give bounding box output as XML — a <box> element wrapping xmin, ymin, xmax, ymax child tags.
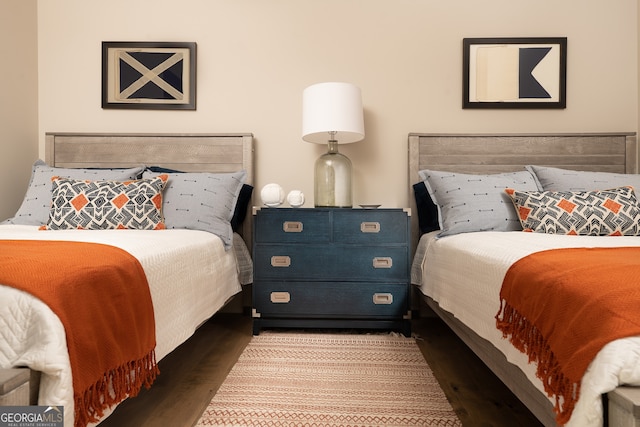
<box><xmin>413</xmin><ymin>231</ymin><xmax>640</xmax><ymax>427</ymax></box>
<box><xmin>0</xmin><ymin>225</ymin><xmax>242</xmax><ymax>427</ymax></box>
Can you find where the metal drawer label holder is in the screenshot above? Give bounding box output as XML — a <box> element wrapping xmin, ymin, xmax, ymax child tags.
<box><xmin>283</xmin><ymin>221</ymin><xmax>303</xmax><ymax>232</ymax></box>
<box><xmin>372</xmin><ymin>257</ymin><xmax>393</xmax><ymax>268</ymax></box>
<box><xmin>271</xmin><ymin>256</ymin><xmax>291</xmax><ymax>267</ymax></box>
<box><xmin>270</xmin><ymin>291</ymin><xmax>291</xmax><ymax>303</ymax></box>
<box><xmin>373</xmin><ymin>293</ymin><xmax>393</xmax><ymax>305</ymax></box>
<box><xmin>360</xmin><ymin>221</ymin><xmax>380</xmax><ymax>233</ymax></box>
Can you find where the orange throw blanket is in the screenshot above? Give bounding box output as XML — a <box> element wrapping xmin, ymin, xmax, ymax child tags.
<box><xmin>496</xmin><ymin>247</ymin><xmax>640</xmax><ymax>425</ymax></box>
<box><xmin>0</xmin><ymin>240</ymin><xmax>159</xmax><ymax>427</ymax></box>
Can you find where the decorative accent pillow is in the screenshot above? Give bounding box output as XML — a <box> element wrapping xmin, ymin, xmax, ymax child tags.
<box><xmin>146</xmin><ymin>166</ymin><xmax>253</xmax><ymax>232</ymax></box>
<box><xmin>526</xmin><ymin>165</ymin><xmax>640</xmax><ymax>192</ymax></box>
<box><xmin>4</xmin><ymin>160</ymin><xmax>145</xmax><ymax>226</ymax></box>
<box><xmin>142</xmin><ymin>169</ymin><xmax>247</xmax><ymax>250</ymax></box>
<box><xmin>413</xmin><ymin>182</ymin><xmax>439</xmax><ymax>233</ymax></box>
<box><xmin>418</xmin><ymin>169</ymin><xmax>539</xmax><ymax>237</ymax></box>
<box><xmin>505</xmin><ymin>186</ymin><xmax>640</xmax><ymax>236</ymax></box>
<box><xmin>41</xmin><ymin>175</ymin><xmax>168</xmax><ymax>230</ymax></box>
<box><xmin>231</xmin><ymin>183</ymin><xmax>254</xmax><ymax>232</ymax></box>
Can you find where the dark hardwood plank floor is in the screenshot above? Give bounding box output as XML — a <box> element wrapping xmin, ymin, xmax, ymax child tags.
<box><xmin>414</xmin><ymin>315</ymin><xmax>544</xmax><ymax>427</ymax></box>
<box><xmin>99</xmin><ymin>311</ymin><xmax>543</xmax><ymax>427</ymax></box>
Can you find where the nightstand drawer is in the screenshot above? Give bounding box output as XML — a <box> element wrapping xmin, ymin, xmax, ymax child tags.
<box><xmin>333</xmin><ymin>210</ymin><xmax>409</xmax><ymax>244</ymax></box>
<box><xmin>254</xmin><ymin>209</ymin><xmax>330</xmax><ymax>243</ymax></box>
<box><xmin>332</xmin><ymin>247</ymin><xmax>408</xmax><ymax>280</ymax></box>
<box><xmin>254</xmin><ymin>282</ymin><xmax>409</xmax><ymax>318</ymax></box>
<box><xmin>254</xmin><ymin>244</ymin><xmax>333</xmax><ymax>279</ymax></box>
<box><xmin>254</xmin><ymin>245</ymin><xmax>408</xmax><ymax>281</ymax></box>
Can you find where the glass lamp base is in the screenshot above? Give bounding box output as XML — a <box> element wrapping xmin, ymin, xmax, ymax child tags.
<box><xmin>314</xmin><ymin>144</ymin><xmax>352</xmax><ymax>208</ymax></box>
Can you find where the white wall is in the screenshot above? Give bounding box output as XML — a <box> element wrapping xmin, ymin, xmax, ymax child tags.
<box><xmin>36</xmin><ymin>0</ymin><xmax>638</xmax><ymax>209</ymax></box>
<box><xmin>0</xmin><ymin>0</ymin><xmax>38</xmax><ymax>221</ymax></box>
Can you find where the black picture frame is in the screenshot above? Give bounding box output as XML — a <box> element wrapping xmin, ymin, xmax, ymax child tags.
<box><xmin>462</xmin><ymin>37</ymin><xmax>567</xmax><ymax>109</ymax></box>
<box><xmin>102</xmin><ymin>41</ymin><xmax>196</xmax><ymax>110</ymax></box>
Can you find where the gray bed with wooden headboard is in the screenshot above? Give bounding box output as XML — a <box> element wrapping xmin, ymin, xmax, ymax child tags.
<box><xmin>408</xmin><ymin>132</ymin><xmax>640</xmax><ymax>427</ymax></box>
<box><xmin>0</xmin><ymin>132</ymin><xmax>254</xmax><ymax>426</ymax></box>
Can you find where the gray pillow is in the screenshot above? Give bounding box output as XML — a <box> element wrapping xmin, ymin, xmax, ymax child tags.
<box><xmin>143</xmin><ymin>169</ymin><xmax>246</xmax><ymax>250</ymax></box>
<box><xmin>418</xmin><ymin>169</ymin><xmax>539</xmax><ymax>237</ymax></box>
<box><xmin>4</xmin><ymin>160</ymin><xmax>144</xmax><ymax>226</ymax></box>
<box><xmin>526</xmin><ymin>165</ymin><xmax>640</xmax><ymax>192</ymax></box>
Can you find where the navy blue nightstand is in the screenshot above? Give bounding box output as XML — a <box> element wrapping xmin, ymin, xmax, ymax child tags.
<box><xmin>252</xmin><ymin>207</ymin><xmax>411</xmax><ymax>336</ymax></box>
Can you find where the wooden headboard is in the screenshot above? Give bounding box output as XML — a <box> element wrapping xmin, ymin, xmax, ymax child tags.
<box><xmin>44</xmin><ymin>132</ymin><xmax>255</xmax><ymax>242</ymax></box>
<box><xmin>407</xmin><ymin>132</ymin><xmax>637</xmax><ymax>252</ymax></box>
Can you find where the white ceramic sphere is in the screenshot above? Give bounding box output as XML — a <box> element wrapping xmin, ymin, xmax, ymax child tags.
<box><xmin>287</xmin><ymin>190</ymin><xmax>305</xmax><ymax>208</ymax></box>
<box><xmin>260</xmin><ymin>183</ymin><xmax>285</xmax><ymax>207</ymax></box>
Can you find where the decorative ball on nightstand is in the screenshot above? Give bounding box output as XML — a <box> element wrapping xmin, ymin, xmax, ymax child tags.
<box><xmin>260</xmin><ymin>183</ymin><xmax>285</xmax><ymax>207</ymax></box>
<box><xmin>287</xmin><ymin>190</ymin><xmax>305</xmax><ymax>208</ymax></box>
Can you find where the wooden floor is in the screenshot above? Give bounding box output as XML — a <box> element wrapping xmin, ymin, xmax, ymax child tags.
<box><xmin>99</xmin><ymin>310</ymin><xmax>544</xmax><ymax>427</ymax></box>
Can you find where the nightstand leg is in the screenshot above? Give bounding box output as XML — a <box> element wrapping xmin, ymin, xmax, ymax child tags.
<box><xmin>402</xmin><ymin>321</ymin><xmax>412</xmax><ymax>337</ymax></box>
<box><xmin>252</xmin><ymin>320</ymin><xmax>262</xmax><ymax>335</ymax></box>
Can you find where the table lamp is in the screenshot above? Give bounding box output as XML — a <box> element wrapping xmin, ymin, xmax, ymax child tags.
<box><xmin>302</xmin><ymin>82</ymin><xmax>365</xmax><ymax>208</ymax></box>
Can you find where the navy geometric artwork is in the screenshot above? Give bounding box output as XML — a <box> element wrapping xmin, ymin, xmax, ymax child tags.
<box><xmin>519</xmin><ymin>47</ymin><xmax>552</xmax><ymax>99</ymax></box>
<box><xmin>462</xmin><ymin>37</ymin><xmax>566</xmax><ymax>109</ymax></box>
<box><xmin>102</xmin><ymin>42</ymin><xmax>196</xmax><ymax>110</ymax></box>
<box><xmin>120</xmin><ymin>52</ymin><xmax>184</xmax><ymax>100</ymax></box>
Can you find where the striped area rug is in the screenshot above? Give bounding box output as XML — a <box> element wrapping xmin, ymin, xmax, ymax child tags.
<box><xmin>195</xmin><ymin>331</ymin><xmax>462</xmax><ymax>426</ymax></box>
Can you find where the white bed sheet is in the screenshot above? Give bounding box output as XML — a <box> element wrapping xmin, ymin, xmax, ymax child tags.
<box><xmin>413</xmin><ymin>231</ymin><xmax>640</xmax><ymax>427</ymax></box>
<box><xmin>0</xmin><ymin>225</ymin><xmax>242</xmax><ymax>427</ymax></box>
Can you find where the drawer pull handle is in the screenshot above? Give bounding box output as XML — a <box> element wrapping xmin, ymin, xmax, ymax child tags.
<box><xmin>270</xmin><ymin>291</ymin><xmax>291</xmax><ymax>303</ymax></box>
<box><xmin>361</xmin><ymin>221</ymin><xmax>380</xmax><ymax>233</ymax></box>
<box><xmin>373</xmin><ymin>293</ymin><xmax>393</xmax><ymax>305</ymax></box>
<box><xmin>373</xmin><ymin>257</ymin><xmax>393</xmax><ymax>268</ymax></box>
<box><xmin>271</xmin><ymin>256</ymin><xmax>291</xmax><ymax>267</ymax></box>
<box><xmin>283</xmin><ymin>221</ymin><xmax>303</xmax><ymax>232</ymax></box>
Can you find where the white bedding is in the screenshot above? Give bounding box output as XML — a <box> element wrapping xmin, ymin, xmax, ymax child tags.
<box><xmin>0</xmin><ymin>225</ymin><xmax>243</xmax><ymax>427</ymax></box>
<box><xmin>413</xmin><ymin>231</ymin><xmax>640</xmax><ymax>427</ymax></box>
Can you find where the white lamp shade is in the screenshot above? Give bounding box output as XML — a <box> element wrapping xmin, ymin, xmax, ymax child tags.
<box><xmin>302</xmin><ymin>82</ymin><xmax>365</xmax><ymax>144</ymax></box>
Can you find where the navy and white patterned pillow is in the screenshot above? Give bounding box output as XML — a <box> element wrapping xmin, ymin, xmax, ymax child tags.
<box><xmin>4</xmin><ymin>160</ymin><xmax>145</xmax><ymax>226</ymax></box>
<box><xmin>143</xmin><ymin>170</ymin><xmax>246</xmax><ymax>250</ymax></box>
<box><xmin>505</xmin><ymin>186</ymin><xmax>640</xmax><ymax>236</ymax></box>
<box><xmin>41</xmin><ymin>175</ymin><xmax>168</xmax><ymax>230</ymax></box>
<box><xmin>418</xmin><ymin>169</ymin><xmax>539</xmax><ymax>237</ymax></box>
<box><xmin>526</xmin><ymin>165</ymin><xmax>640</xmax><ymax>192</ymax></box>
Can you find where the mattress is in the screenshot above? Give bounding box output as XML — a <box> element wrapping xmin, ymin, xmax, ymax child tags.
<box><xmin>412</xmin><ymin>231</ymin><xmax>640</xmax><ymax>427</ymax></box>
<box><xmin>0</xmin><ymin>224</ymin><xmax>243</xmax><ymax>427</ymax></box>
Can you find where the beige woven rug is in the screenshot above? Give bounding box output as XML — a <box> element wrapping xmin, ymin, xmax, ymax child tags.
<box><xmin>195</xmin><ymin>332</ymin><xmax>461</xmax><ymax>426</ymax></box>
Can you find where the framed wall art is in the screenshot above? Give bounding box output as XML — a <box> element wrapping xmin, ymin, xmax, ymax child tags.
<box><xmin>463</xmin><ymin>37</ymin><xmax>567</xmax><ymax>109</ymax></box>
<box><xmin>102</xmin><ymin>41</ymin><xmax>196</xmax><ymax>110</ymax></box>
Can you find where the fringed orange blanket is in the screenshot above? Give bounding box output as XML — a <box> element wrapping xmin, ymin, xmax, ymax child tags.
<box><xmin>496</xmin><ymin>247</ymin><xmax>640</xmax><ymax>425</ymax></box>
<box><xmin>0</xmin><ymin>240</ymin><xmax>159</xmax><ymax>427</ymax></box>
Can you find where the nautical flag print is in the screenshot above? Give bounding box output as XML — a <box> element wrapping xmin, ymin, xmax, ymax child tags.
<box><xmin>475</xmin><ymin>45</ymin><xmax>560</xmax><ymax>103</ymax></box>
<box><xmin>102</xmin><ymin>42</ymin><xmax>196</xmax><ymax>109</ymax></box>
<box><xmin>463</xmin><ymin>37</ymin><xmax>566</xmax><ymax>108</ymax></box>
<box><xmin>117</xmin><ymin>50</ymin><xmax>184</xmax><ymax>101</ymax></box>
